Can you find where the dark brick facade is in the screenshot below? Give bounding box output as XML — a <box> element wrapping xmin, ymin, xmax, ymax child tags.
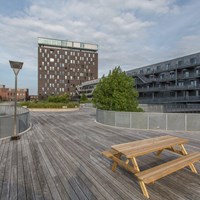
<box><xmin>38</xmin><ymin>38</ymin><xmax>98</xmax><ymax>99</ymax></box>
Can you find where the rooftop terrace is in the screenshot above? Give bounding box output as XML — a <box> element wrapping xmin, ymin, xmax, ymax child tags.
<box><xmin>0</xmin><ymin>109</ymin><xmax>200</xmax><ymax>199</ymax></box>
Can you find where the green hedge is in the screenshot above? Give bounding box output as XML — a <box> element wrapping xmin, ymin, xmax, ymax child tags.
<box><xmin>19</xmin><ymin>101</ymin><xmax>79</xmax><ymax>108</ymax></box>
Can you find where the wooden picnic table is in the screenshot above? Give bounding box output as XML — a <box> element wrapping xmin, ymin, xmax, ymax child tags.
<box><xmin>102</xmin><ymin>135</ymin><xmax>200</xmax><ymax>198</ymax></box>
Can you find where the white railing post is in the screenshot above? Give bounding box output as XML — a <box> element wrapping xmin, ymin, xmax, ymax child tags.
<box><xmin>185</xmin><ymin>114</ymin><xmax>187</xmax><ymax>132</ymax></box>
<box><xmin>147</xmin><ymin>113</ymin><xmax>150</xmax><ymax>130</ymax></box>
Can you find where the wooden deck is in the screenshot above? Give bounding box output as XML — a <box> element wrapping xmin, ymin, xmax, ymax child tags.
<box><xmin>0</xmin><ymin>108</ymin><xmax>200</xmax><ymax>200</ymax></box>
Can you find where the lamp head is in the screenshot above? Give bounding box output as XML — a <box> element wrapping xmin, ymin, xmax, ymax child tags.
<box><xmin>9</xmin><ymin>60</ymin><xmax>23</xmax><ymax>75</ymax></box>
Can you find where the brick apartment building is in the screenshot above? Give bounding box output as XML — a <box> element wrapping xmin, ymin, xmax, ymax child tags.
<box><xmin>38</xmin><ymin>37</ymin><xmax>98</xmax><ymax>99</ymax></box>
<box><xmin>0</xmin><ymin>85</ymin><xmax>29</xmax><ymax>101</ymax></box>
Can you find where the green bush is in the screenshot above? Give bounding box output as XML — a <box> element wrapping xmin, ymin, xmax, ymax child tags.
<box><xmin>67</xmin><ymin>102</ymin><xmax>79</xmax><ymax>108</ymax></box>
<box><xmin>48</xmin><ymin>93</ymin><xmax>70</xmax><ymax>103</ymax></box>
<box><xmin>19</xmin><ymin>101</ymin><xmax>79</xmax><ymax>108</ymax></box>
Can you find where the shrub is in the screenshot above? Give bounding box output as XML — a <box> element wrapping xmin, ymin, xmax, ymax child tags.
<box><xmin>48</xmin><ymin>93</ymin><xmax>70</xmax><ymax>103</ymax></box>
<box><xmin>19</xmin><ymin>101</ymin><xmax>79</xmax><ymax>108</ymax></box>
<box><xmin>67</xmin><ymin>102</ymin><xmax>79</xmax><ymax>108</ymax></box>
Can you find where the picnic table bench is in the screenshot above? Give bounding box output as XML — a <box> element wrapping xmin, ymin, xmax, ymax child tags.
<box><xmin>102</xmin><ymin>135</ymin><xmax>200</xmax><ymax>198</ymax></box>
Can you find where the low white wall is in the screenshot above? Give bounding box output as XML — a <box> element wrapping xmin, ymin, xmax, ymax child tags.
<box><xmin>96</xmin><ymin>109</ymin><xmax>200</xmax><ymax>132</ymax></box>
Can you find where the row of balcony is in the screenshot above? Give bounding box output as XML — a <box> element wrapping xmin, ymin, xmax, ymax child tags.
<box><xmin>135</xmin><ymin>62</ymin><xmax>200</xmax><ymax>75</ymax></box>
<box><xmin>137</xmin><ymin>85</ymin><xmax>200</xmax><ymax>92</ymax></box>
<box><xmin>135</xmin><ymin>72</ymin><xmax>200</xmax><ymax>84</ymax></box>
<box><xmin>139</xmin><ymin>96</ymin><xmax>200</xmax><ymax>104</ymax></box>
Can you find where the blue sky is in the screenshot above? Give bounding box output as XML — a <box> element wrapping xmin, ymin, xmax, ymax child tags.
<box><xmin>0</xmin><ymin>0</ymin><xmax>200</xmax><ymax>94</ymax></box>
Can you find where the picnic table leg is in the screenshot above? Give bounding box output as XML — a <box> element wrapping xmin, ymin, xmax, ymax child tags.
<box><xmin>156</xmin><ymin>149</ymin><xmax>163</xmax><ymax>157</ymax></box>
<box><xmin>179</xmin><ymin>144</ymin><xmax>197</xmax><ymax>173</ymax></box>
<box><xmin>139</xmin><ymin>181</ymin><xmax>149</xmax><ymax>198</ymax></box>
<box><xmin>131</xmin><ymin>157</ymin><xmax>140</xmax><ymax>172</ymax></box>
<box><xmin>130</xmin><ymin>157</ymin><xmax>150</xmax><ymax>198</ymax></box>
<box><xmin>111</xmin><ymin>153</ymin><xmax>121</xmax><ymax>172</ymax></box>
<box><xmin>125</xmin><ymin>159</ymin><xmax>130</xmax><ymax>165</ymax></box>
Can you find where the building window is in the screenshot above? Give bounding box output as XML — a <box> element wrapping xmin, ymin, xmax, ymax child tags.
<box><xmin>178</xmin><ymin>81</ymin><xmax>184</xmax><ymax>86</ymax></box>
<box><xmin>50</xmin><ymin>75</ymin><xmax>54</xmax><ymax>79</ymax></box>
<box><xmin>156</xmin><ymin>66</ymin><xmax>161</xmax><ymax>71</ymax></box>
<box><xmin>190</xmin><ymin>58</ymin><xmax>196</xmax><ymax>65</ymax></box>
<box><xmin>170</xmin><ymin>72</ymin><xmax>175</xmax><ymax>78</ymax></box>
<box><xmin>147</xmin><ymin>68</ymin><xmax>150</xmax><ymax>73</ymax></box>
<box><xmin>190</xmin><ymin>80</ymin><xmax>196</xmax><ymax>86</ymax></box>
<box><xmin>166</xmin><ymin>63</ymin><xmax>170</xmax><ymax>69</ymax></box>
<box><xmin>184</xmin><ymin>71</ymin><xmax>189</xmax><ymax>78</ymax></box>
<box><xmin>50</xmin><ymin>58</ymin><xmax>54</xmax><ymax>62</ymax></box>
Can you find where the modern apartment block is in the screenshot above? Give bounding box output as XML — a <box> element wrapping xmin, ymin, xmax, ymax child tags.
<box><xmin>126</xmin><ymin>52</ymin><xmax>200</xmax><ymax>109</ymax></box>
<box><xmin>0</xmin><ymin>85</ymin><xmax>29</xmax><ymax>101</ymax></box>
<box><xmin>38</xmin><ymin>37</ymin><xmax>98</xmax><ymax>99</ymax></box>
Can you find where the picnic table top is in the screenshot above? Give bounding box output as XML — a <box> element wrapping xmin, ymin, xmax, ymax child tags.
<box><xmin>111</xmin><ymin>135</ymin><xmax>189</xmax><ymax>158</ymax></box>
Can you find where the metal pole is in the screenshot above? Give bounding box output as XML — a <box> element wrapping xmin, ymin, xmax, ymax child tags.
<box><xmin>14</xmin><ymin>74</ymin><xmax>17</xmax><ymax>136</ymax></box>
<box><xmin>11</xmin><ymin>73</ymin><xmax>20</xmax><ymax>140</ymax></box>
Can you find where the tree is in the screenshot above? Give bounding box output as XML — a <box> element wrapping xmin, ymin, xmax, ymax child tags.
<box><xmin>93</xmin><ymin>66</ymin><xmax>142</xmax><ymax>112</ymax></box>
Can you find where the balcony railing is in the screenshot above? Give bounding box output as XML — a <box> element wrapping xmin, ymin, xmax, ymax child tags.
<box><xmin>137</xmin><ymin>84</ymin><xmax>200</xmax><ymax>92</ymax></box>
<box><xmin>139</xmin><ymin>96</ymin><xmax>200</xmax><ymax>104</ymax></box>
<box><xmin>135</xmin><ymin>72</ymin><xmax>200</xmax><ymax>85</ymax></box>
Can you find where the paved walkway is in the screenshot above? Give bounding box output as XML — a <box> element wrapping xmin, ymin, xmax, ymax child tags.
<box><xmin>0</xmin><ymin>109</ymin><xmax>200</xmax><ymax>199</ymax></box>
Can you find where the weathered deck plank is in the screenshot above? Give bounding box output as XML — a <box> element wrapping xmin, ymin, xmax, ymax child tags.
<box><xmin>0</xmin><ymin>109</ymin><xmax>200</xmax><ymax>200</ymax></box>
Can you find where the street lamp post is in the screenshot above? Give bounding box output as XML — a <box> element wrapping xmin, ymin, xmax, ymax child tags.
<box><xmin>9</xmin><ymin>61</ymin><xmax>23</xmax><ymax>140</ymax></box>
